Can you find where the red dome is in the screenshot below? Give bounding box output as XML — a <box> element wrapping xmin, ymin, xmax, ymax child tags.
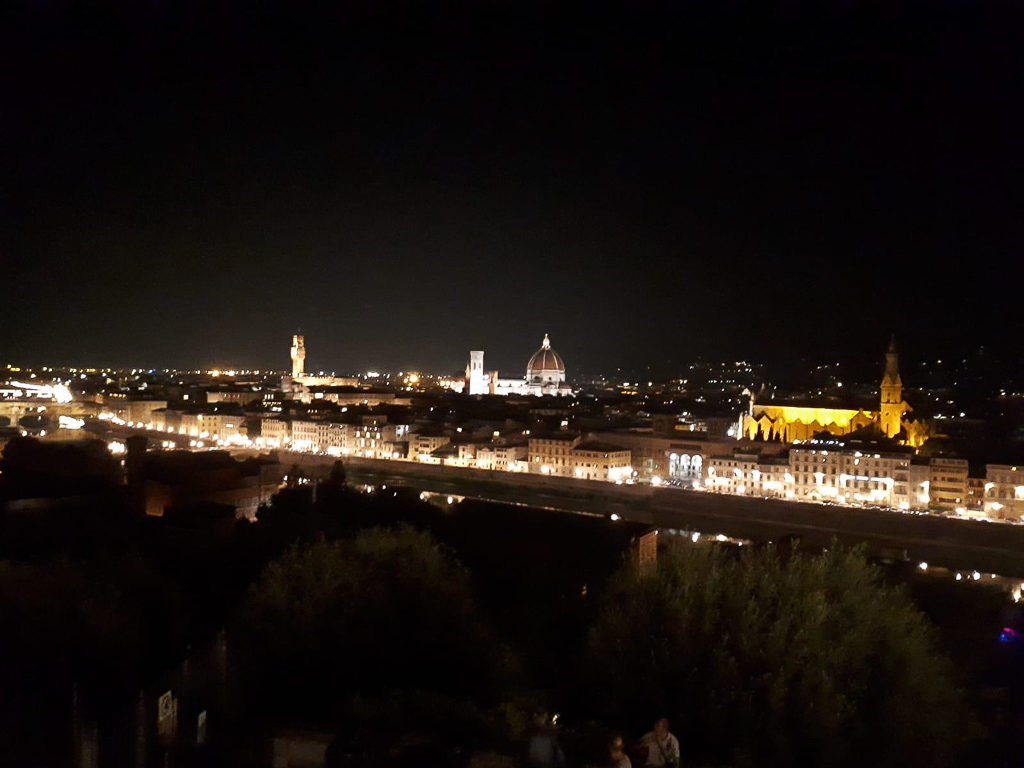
<box><xmin>527</xmin><ymin>334</ymin><xmax>565</xmax><ymax>376</ymax></box>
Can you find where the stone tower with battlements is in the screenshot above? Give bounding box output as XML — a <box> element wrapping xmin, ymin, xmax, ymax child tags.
<box><xmin>290</xmin><ymin>334</ymin><xmax>306</xmax><ymax>379</ymax></box>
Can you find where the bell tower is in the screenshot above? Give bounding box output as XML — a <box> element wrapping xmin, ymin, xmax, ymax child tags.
<box><xmin>879</xmin><ymin>335</ymin><xmax>904</xmax><ymax>438</ymax></box>
<box><xmin>466</xmin><ymin>350</ymin><xmax>487</xmax><ymax>395</ymax></box>
<box><xmin>290</xmin><ymin>333</ymin><xmax>306</xmax><ymax>379</ymax></box>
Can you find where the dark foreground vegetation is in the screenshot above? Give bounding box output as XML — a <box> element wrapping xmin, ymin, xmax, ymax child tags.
<box><xmin>2</xmin><ymin>448</ymin><xmax>1024</xmax><ymax>766</ymax></box>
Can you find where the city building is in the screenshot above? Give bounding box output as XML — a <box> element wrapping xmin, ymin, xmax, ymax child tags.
<box><xmin>302</xmin><ymin>386</ymin><xmax>404</xmax><ymax>407</ymax></box>
<box><xmin>410</xmin><ymin>430</ymin><xmax>452</xmax><ymax>462</ymax></box>
<box><xmin>282</xmin><ymin>334</ymin><xmax>360</xmax><ymax>392</ymax></box>
<box><xmin>153</xmin><ymin>409</ymin><xmax>247</xmax><ymax>444</ymax></box>
<box><xmin>594</xmin><ymin>430</ymin><xmax>738</xmax><ymax>484</ymax></box>
<box><xmin>528</xmin><ymin>433</ymin><xmax>631</xmax><ymax>481</ymax></box>
<box><xmin>259</xmin><ymin>417</ymin><xmax>291</xmax><ymax>448</ymax></box>
<box><xmin>742</xmin><ymin>338</ymin><xmax>930</xmax><ymax>447</ymax></box>
<box><xmin>135</xmin><ymin>448</ymin><xmax>284</xmax><ymax>521</ymax></box>
<box><xmin>290</xmin><ymin>420</ymin><xmax>348</xmax><ymax>454</ymax></box>
<box><xmin>523</xmin><ymin>334</ymin><xmax>573</xmax><ymax>397</ymax></box>
<box><xmin>569</xmin><ymin>440</ymin><xmax>632</xmax><ymax>482</ymax></box>
<box><xmin>984</xmin><ymin>465</ymin><xmax>1024</xmax><ymax>520</ymax></box>
<box><xmin>460</xmin><ymin>334</ymin><xmax>575</xmax><ymax>397</ymax></box>
<box><xmin>431</xmin><ymin>441</ymin><xmax>479</xmax><ymax>467</ymax></box>
<box><xmin>879</xmin><ymin>338</ymin><xmax>906</xmax><ymax>438</ymax></box>
<box><xmin>705</xmin><ymin>440</ymin><xmax>915</xmax><ymax>508</ymax></box>
<box><xmin>475</xmin><ymin>442</ymin><xmax>528</xmax><ymax>472</ymax></box>
<box><xmin>107</xmin><ymin>398</ymin><xmax>169</xmax><ymax>426</ymax></box>
<box><xmin>786</xmin><ymin>444</ymin><xmax>912</xmax><ymax>508</ymax></box>
<box><xmin>705</xmin><ymin>453</ymin><xmax>764</xmax><ymax>496</ymax></box>
<box><xmin>291</xmin><ymin>333</ymin><xmax>305</xmax><ymax>379</ymax></box>
<box><xmin>205</xmin><ymin>388</ymin><xmax>264</xmax><ymax>405</ymax></box>
<box><xmin>928</xmin><ymin>458</ymin><xmax>970</xmax><ymax>511</ymax></box>
<box><xmin>465</xmin><ymin>351</ymin><xmax>490</xmax><ymax>396</ymax></box>
<box><xmin>529</xmin><ymin>433</ymin><xmax>582</xmax><ymax>476</ymax></box>
<box><xmin>351</xmin><ymin>417</ymin><xmax>408</xmax><ymax>459</ymax></box>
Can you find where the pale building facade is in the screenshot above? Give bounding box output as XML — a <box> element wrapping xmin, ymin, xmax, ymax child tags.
<box><xmin>595</xmin><ymin>431</ymin><xmax>733</xmax><ymax>484</ymax></box>
<box><xmin>704</xmin><ymin>442</ymin><xmax>913</xmax><ymax>508</ymax></box>
<box><xmin>431</xmin><ymin>442</ymin><xmax>479</xmax><ymax>467</ymax></box>
<box><xmin>529</xmin><ymin>434</ymin><xmax>582</xmax><ymax>476</ymax></box>
<box><xmin>569</xmin><ymin>440</ymin><xmax>632</xmax><ymax>482</ymax></box>
<box><xmin>984</xmin><ymin>465</ymin><xmax>1024</xmax><ymax>520</ymax></box>
<box><xmin>705</xmin><ymin>454</ymin><xmax>762</xmax><ymax>496</ymax></box>
<box><xmin>787</xmin><ymin>445</ymin><xmax>912</xmax><ymax>507</ymax></box>
<box><xmin>928</xmin><ymin>458</ymin><xmax>970</xmax><ymax>510</ymax></box>
<box><xmin>528</xmin><ymin>433</ymin><xmax>631</xmax><ymax>481</ymax></box>
<box><xmin>290</xmin><ymin>420</ymin><xmax>342</xmax><ymax>453</ymax></box>
<box><xmin>260</xmin><ymin>417</ymin><xmax>291</xmax><ymax>448</ymax></box>
<box><xmin>410</xmin><ymin>433</ymin><xmax>452</xmax><ymax>462</ymax></box>
<box><xmin>351</xmin><ymin>418</ymin><xmax>407</xmax><ymax>459</ymax></box>
<box><xmin>909</xmin><ymin>461</ymin><xmax>931</xmax><ymax>510</ymax></box>
<box><xmin>475</xmin><ymin>443</ymin><xmax>528</xmax><ymax>472</ymax></box>
<box><xmin>157</xmin><ymin>410</ymin><xmax>247</xmax><ymax>443</ymax></box>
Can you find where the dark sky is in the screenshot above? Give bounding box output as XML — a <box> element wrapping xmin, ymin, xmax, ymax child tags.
<box><xmin>2</xmin><ymin>2</ymin><xmax>1021</xmax><ymax>377</ymax></box>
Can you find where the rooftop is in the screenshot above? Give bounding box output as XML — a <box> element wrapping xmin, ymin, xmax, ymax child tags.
<box><xmin>574</xmin><ymin>440</ymin><xmax>628</xmax><ymax>453</ymax></box>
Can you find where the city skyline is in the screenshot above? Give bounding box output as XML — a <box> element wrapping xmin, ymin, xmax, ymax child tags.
<box><xmin>4</xmin><ymin>5</ymin><xmax>1024</xmax><ymax>765</ymax></box>
<box><xmin>2</xmin><ymin>329</ymin><xmax>1017</xmax><ymax>390</ymax></box>
<box><xmin>3</xmin><ymin>4</ymin><xmax>1021</xmax><ymax>371</ymax></box>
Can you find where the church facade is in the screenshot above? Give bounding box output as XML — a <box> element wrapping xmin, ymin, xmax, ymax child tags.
<box><xmin>741</xmin><ymin>338</ymin><xmax>930</xmax><ymax>448</ymax></box>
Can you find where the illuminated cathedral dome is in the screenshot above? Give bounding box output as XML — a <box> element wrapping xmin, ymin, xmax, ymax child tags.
<box><xmin>527</xmin><ymin>333</ymin><xmax>566</xmax><ymax>384</ymax></box>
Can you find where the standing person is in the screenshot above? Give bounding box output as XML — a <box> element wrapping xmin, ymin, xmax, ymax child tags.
<box><xmin>639</xmin><ymin>718</ymin><xmax>680</xmax><ymax>768</ymax></box>
<box><xmin>526</xmin><ymin>711</ymin><xmax>566</xmax><ymax>768</ymax></box>
<box><xmin>608</xmin><ymin>734</ymin><xmax>632</xmax><ymax>768</ymax></box>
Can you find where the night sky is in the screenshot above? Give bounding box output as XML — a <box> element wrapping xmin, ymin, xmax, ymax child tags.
<box><xmin>3</xmin><ymin>3</ymin><xmax>1021</xmax><ymax>377</ymax></box>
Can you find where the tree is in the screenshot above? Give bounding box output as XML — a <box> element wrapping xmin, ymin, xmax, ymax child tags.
<box><xmin>0</xmin><ymin>436</ymin><xmax>120</xmax><ymax>498</ymax></box>
<box><xmin>325</xmin><ymin>459</ymin><xmax>346</xmax><ymax>488</ymax></box>
<box><xmin>587</xmin><ymin>543</ymin><xmax>967</xmax><ymax>768</ymax></box>
<box><xmin>233</xmin><ymin>526</ymin><xmax>511</xmax><ymax>726</ymax></box>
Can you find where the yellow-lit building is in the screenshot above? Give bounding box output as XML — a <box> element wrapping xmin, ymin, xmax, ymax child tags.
<box><xmin>742</xmin><ymin>338</ymin><xmax>929</xmax><ymax>448</ymax></box>
<box><xmin>743</xmin><ymin>404</ymin><xmax>876</xmax><ymax>443</ymax></box>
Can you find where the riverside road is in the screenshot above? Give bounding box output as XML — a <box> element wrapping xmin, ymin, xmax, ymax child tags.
<box><xmin>281</xmin><ymin>452</ymin><xmax>1024</xmax><ymax>579</ymax></box>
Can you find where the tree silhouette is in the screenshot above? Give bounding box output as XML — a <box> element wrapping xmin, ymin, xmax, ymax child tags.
<box><xmin>587</xmin><ymin>542</ymin><xmax>967</xmax><ymax>768</ymax></box>
<box><xmin>232</xmin><ymin>526</ymin><xmax>511</xmax><ymax>726</ymax></box>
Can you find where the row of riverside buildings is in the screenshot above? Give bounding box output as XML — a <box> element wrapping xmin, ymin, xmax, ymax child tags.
<box><xmin>252</xmin><ymin>412</ymin><xmax>1024</xmax><ymax>518</ymax></box>
<box><xmin>256</xmin><ymin>415</ymin><xmax>634</xmax><ymax>483</ymax></box>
